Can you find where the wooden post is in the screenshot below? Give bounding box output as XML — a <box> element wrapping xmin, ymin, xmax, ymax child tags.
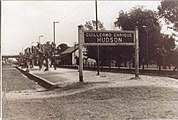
<box><xmin>135</xmin><ymin>26</ymin><xmax>140</xmax><ymax>79</ymax></box>
<box><xmin>95</xmin><ymin>0</ymin><xmax>100</xmax><ymax>75</ymax></box>
<box><xmin>78</xmin><ymin>25</ymin><xmax>84</xmax><ymax>82</ymax></box>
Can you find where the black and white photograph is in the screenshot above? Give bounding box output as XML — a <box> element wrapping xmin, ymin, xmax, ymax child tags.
<box><xmin>1</xmin><ymin>0</ymin><xmax>178</xmax><ymax>119</ymax></box>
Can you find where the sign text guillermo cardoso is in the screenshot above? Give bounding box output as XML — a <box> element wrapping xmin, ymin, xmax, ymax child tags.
<box><xmin>83</xmin><ymin>31</ymin><xmax>135</xmax><ymax>46</ymax></box>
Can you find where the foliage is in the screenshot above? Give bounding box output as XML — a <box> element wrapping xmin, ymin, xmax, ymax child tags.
<box><xmin>158</xmin><ymin>0</ymin><xmax>178</xmax><ymax>31</ymax></box>
<box><xmin>84</xmin><ymin>8</ymin><xmax>163</xmax><ymax>66</ymax></box>
<box><xmin>56</xmin><ymin>43</ymin><xmax>69</xmax><ymax>54</ymax></box>
<box><xmin>162</xmin><ymin>35</ymin><xmax>176</xmax><ymax>51</ymax></box>
<box><xmin>158</xmin><ymin>1</ymin><xmax>178</xmax><ymax>68</ymax></box>
<box><xmin>162</xmin><ymin>35</ymin><xmax>177</xmax><ymax>67</ymax></box>
<box><xmin>114</xmin><ymin>7</ymin><xmax>162</xmax><ymax>63</ymax></box>
<box><xmin>84</xmin><ymin>20</ymin><xmax>105</xmax><ymax>30</ymax></box>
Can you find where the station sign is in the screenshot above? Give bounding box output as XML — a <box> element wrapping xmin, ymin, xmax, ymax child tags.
<box><xmin>83</xmin><ymin>31</ymin><xmax>135</xmax><ymax>46</ymax></box>
<box><xmin>78</xmin><ymin>25</ymin><xmax>139</xmax><ymax>82</ymax></box>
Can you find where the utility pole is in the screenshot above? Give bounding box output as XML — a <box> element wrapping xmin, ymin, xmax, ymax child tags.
<box><xmin>53</xmin><ymin>21</ymin><xmax>59</xmax><ymax>70</ymax></box>
<box><xmin>143</xmin><ymin>25</ymin><xmax>149</xmax><ymax>68</ymax></box>
<box><xmin>39</xmin><ymin>35</ymin><xmax>43</xmax><ymax>44</ymax></box>
<box><xmin>31</xmin><ymin>42</ymin><xmax>34</xmax><ymax>53</ymax></box>
<box><xmin>146</xmin><ymin>30</ymin><xmax>148</xmax><ymax>68</ymax></box>
<box><xmin>95</xmin><ymin>0</ymin><xmax>100</xmax><ymax>75</ymax></box>
<box><xmin>53</xmin><ymin>21</ymin><xmax>59</xmax><ymax>45</ymax></box>
<box><xmin>31</xmin><ymin>42</ymin><xmax>35</xmax><ymax>68</ymax></box>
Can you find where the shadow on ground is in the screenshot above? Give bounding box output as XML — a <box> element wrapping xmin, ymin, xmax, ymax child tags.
<box><xmin>57</xmin><ymin>81</ymin><xmax>109</xmax><ymax>91</ymax></box>
<box><xmin>60</xmin><ymin>86</ymin><xmax>178</xmax><ymax>101</ymax></box>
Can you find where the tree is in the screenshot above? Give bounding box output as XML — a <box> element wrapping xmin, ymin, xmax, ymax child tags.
<box><xmin>171</xmin><ymin>48</ymin><xmax>178</xmax><ymax>71</ymax></box>
<box><xmin>56</xmin><ymin>43</ymin><xmax>69</xmax><ymax>53</ymax></box>
<box><xmin>41</xmin><ymin>41</ymin><xmax>57</xmax><ymax>71</ymax></box>
<box><xmin>158</xmin><ymin>1</ymin><xmax>178</xmax><ymax>69</ymax></box>
<box><xmin>23</xmin><ymin>47</ymin><xmax>32</xmax><ymax>71</ymax></box>
<box><xmin>36</xmin><ymin>42</ymin><xmax>45</xmax><ymax>70</ymax></box>
<box><xmin>158</xmin><ymin>0</ymin><xmax>178</xmax><ymax>31</ymax></box>
<box><xmin>114</xmin><ymin>7</ymin><xmax>162</xmax><ymax>67</ymax></box>
<box><xmin>162</xmin><ymin>35</ymin><xmax>177</xmax><ymax>69</ymax></box>
<box><xmin>154</xmin><ymin>44</ymin><xmax>167</xmax><ymax>70</ymax></box>
<box><xmin>17</xmin><ymin>52</ymin><xmax>26</xmax><ymax>68</ymax></box>
<box><xmin>162</xmin><ymin>35</ymin><xmax>176</xmax><ymax>51</ymax></box>
<box><xmin>35</xmin><ymin>41</ymin><xmax>56</xmax><ymax>71</ymax></box>
<box><xmin>84</xmin><ymin>20</ymin><xmax>105</xmax><ymax>30</ymax></box>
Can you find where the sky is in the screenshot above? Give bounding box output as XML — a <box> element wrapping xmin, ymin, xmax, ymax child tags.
<box><xmin>2</xmin><ymin>0</ymin><xmax>163</xmax><ymax>55</ymax></box>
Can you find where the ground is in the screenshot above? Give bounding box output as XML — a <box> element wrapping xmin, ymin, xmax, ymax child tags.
<box><xmin>2</xmin><ymin>66</ymin><xmax>178</xmax><ymax>120</ymax></box>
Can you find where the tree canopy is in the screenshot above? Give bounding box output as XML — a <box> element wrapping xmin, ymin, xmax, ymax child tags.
<box><xmin>158</xmin><ymin>0</ymin><xmax>178</xmax><ymax>31</ymax></box>
<box><xmin>84</xmin><ymin>20</ymin><xmax>105</xmax><ymax>30</ymax></box>
<box><xmin>114</xmin><ymin>7</ymin><xmax>162</xmax><ymax>62</ymax></box>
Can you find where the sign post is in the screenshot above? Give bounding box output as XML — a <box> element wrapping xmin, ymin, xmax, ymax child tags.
<box><xmin>135</xmin><ymin>26</ymin><xmax>140</xmax><ymax>79</ymax></box>
<box><xmin>78</xmin><ymin>25</ymin><xmax>84</xmax><ymax>82</ymax></box>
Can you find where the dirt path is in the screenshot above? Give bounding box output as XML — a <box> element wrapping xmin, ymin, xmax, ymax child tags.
<box><xmin>3</xmin><ymin>68</ymin><xmax>178</xmax><ymax>120</ymax></box>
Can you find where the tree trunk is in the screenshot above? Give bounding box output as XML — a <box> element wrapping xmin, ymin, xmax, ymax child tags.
<box><xmin>162</xmin><ymin>57</ymin><xmax>167</xmax><ymax>69</ymax></box>
<box><xmin>45</xmin><ymin>58</ymin><xmax>50</xmax><ymax>71</ymax></box>
<box><xmin>158</xmin><ymin>64</ymin><xmax>161</xmax><ymax>71</ymax></box>
<box><xmin>132</xmin><ymin>59</ymin><xmax>135</xmax><ymax>68</ymax></box>
<box><xmin>142</xmin><ymin>64</ymin><xmax>145</xmax><ymax>70</ymax></box>
<box><xmin>109</xmin><ymin>60</ymin><xmax>111</xmax><ymax>70</ymax></box>
<box><xmin>53</xmin><ymin>59</ymin><xmax>57</xmax><ymax>70</ymax></box>
<box><xmin>141</xmin><ymin>59</ymin><xmax>145</xmax><ymax>70</ymax></box>
<box><xmin>39</xmin><ymin>58</ymin><xmax>44</xmax><ymax>71</ymax></box>
<box><xmin>26</xmin><ymin>60</ymin><xmax>30</xmax><ymax>72</ymax></box>
<box><xmin>124</xmin><ymin>61</ymin><xmax>127</xmax><ymax>67</ymax></box>
<box><xmin>117</xmin><ymin>60</ymin><xmax>121</xmax><ymax>69</ymax></box>
<box><xmin>158</xmin><ymin>60</ymin><xmax>161</xmax><ymax>71</ymax></box>
<box><xmin>128</xmin><ymin>60</ymin><xmax>132</xmax><ymax>69</ymax></box>
<box><xmin>31</xmin><ymin>59</ymin><xmax>34</xmax><ymax>68</ymax></box>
